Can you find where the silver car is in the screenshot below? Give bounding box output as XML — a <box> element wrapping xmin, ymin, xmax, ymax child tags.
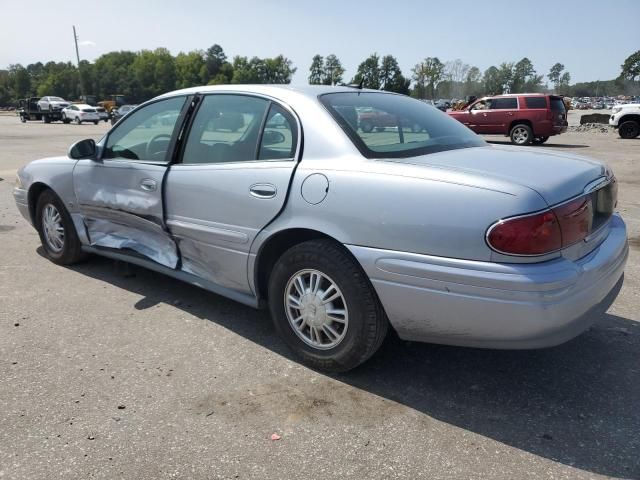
<box><xmin>13</xmin><ymin>85</ymin><xmax>628</xmax><ymax>371</ymax></box>
<box><xmin>37</xmin><ymin>96</ymin><xmax>70</xmax><ymax>112</ymax></box>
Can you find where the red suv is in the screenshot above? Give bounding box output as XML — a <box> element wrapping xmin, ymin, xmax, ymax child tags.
<box><xmin>447</xmin><ymin>94</ymin><xmax>568</xmax><ymax>145</ymax></box>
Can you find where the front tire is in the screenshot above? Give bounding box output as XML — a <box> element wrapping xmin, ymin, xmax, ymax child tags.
<box><xmin>510</xmin><ymin>124</ymin><xmax>533</xmax><ymax>145</ymax></box>
<box><xmin>268</xmin><ymin>239</ymin><xmax>388</xmax><ymax>372</ymax></box>
<box><xmin>74</xmin><ymin>117</ymin><xmax>81</xmax><ymax>125</ymax></box>
<box><xmin>619</xmin><ymin>120</ymin><xmax>640</xmax><ymax>139</ymax></box>
<box><xmin>35</xmin><ymin>190</ymin><xmax>86</xmax><ymax>265</ymax></box>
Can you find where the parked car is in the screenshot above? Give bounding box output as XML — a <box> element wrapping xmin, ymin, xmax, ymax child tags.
<box><xmin>61</xmin><ymin>104</ymin><xmax>100</xmax><ymax>124</ymax></box>
<box><xmin>37</xmin><ymin>96</ymin><xmax>70</xmax><ymax>112</ymax></box>
<box><xmin>609</xmin><ymin>103</ymin><xmax>640</xmax><ymax>139</ymax></box>
<box><xmin>110</xmin><ymin>104</ymin><xmax>137</xmax><ymax>125</ymax></box>
<box><xmin>357</xmin><ymin>107</ymin><xmax>423</xmax><ymax>132</ymax></box>
<box><xmin>447</xmin><ymin>93</ymin><xmax>568</xmax><ymax>144</ymax></box>
<box><xmin>13</xmin><ymin>85</ymin><xmax>627</xmax><ymax>372</ymax></box>
<box><xmin>95</xmin><ymin>106</ymin><xmax>109</xmax><ymax>122</ymax></box>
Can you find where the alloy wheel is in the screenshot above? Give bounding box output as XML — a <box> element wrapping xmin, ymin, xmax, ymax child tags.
<box><xmin>42</xmin><ymin>203</ymin><xmax>65</xmax><ymax>252</ymax></box>
<box><xmin>284</xmin><ymin>269</ymin><xmax>349</xmax><ymax>350</ymax></box>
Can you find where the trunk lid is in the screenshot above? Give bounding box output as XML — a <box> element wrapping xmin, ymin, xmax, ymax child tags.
<box><xmin>393</xmin><ymin>144</ymin><xmax>609</xmax><ymax>206</ymax></box>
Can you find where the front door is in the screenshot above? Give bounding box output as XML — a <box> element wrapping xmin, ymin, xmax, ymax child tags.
<box><xmin>73</xmin><ymin>95</ymin><xmax>189</xmax><ymax>268</ymax></box>
<box><xmin>163</xmin><ymin>93</ymin><xmax>300</xmax><ymax>293</ymax></box>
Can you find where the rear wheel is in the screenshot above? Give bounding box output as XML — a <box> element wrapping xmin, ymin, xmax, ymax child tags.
<box><xmin>35</xmin><ymin>190</ymin><xmax>86</xmax><ymax>265</ymax></box>
<box><xmin>268</xmin><ymin>239</ymin><xmax>388</xmax><ymax>372</ymax></box>
<box><xmin>533</xmin><ymin>136</ymin><xmax>549</xmax><ymax>144</ymax></box>
<box><xmin>510</xmin><ymin>124</ymin><xmax>532</xmax><ymax>145</ymax></box>
<box><xmin>619</xmin><ymin>120</ymin><xmax>639</xmax><ymax>139</ymax></box>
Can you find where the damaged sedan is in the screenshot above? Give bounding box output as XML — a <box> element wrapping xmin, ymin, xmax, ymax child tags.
<box><xmin>14</xmin><ymin>85</ymin><xmax>628</xmax><ymax>371</ymax></box>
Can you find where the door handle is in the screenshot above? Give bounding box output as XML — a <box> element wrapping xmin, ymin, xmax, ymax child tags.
<box><xmin>140</xmin><ymin>179</ymin><xmax>157</xmax><ymax>192</ymax></box>
<box><xmin>506</xmin><ymin>112</ymin><xmax>514</xmax><ymax>116</ymax></box>
<box><xmin>249</xmin><ymin>183</ymin><xmax>277</xmax><ymax>199</ymax></box>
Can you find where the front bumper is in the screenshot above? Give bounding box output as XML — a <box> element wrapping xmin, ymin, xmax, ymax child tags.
<box><xmin>13</xmin><ymin>187</ymin><xmax>31</xmax><ymax>225</ymax></box>
<box><xmin>347</xmin><ymin>214</ymin><xmax>628</xmax><ymax>349</ymax></box>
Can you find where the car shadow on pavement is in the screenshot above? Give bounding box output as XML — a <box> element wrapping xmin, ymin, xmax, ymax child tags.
<box><xmin>68</xmin><ymin>255</ymin><xmax>639</xmax><ymax>478</ymax></box>
<box><xmin>486</xmin><ymin>140</ymin><xmax>590</xmax><ymax>149</ymax></box>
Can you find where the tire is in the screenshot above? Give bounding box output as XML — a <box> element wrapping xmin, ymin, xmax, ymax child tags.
<box><xmin>74</xmin><ymin>117</ymin><xmax>81</xmax><ymax>125</ymax></box>
<box><xmin>619</xmin><ymin>120</ymin><xmax>640</xmax><ymax>139</ymax></box>
<box><xmin>42</xmin><ymin>114</ymin><xmax>50</xmax><ymax>124</ymax></box>
<box><xmin>510</xmin><ymin>124</ymin><xmax>533</xmax><ymax>145</ymax></box>
<box><xmin>268</xmin><ymin>239</ymin><xmax>388</xmax><ymax>372</ymax></box>
<box><xmin>532</xmin><ymin>136</ymin><xmax>549</xmax><ymax>144</ymax></box>
<box><xmin>20</xmin><ymin>115</ymin><xmax>26</xmax><ymax>123</ymax></box>
<box><xmin>35</xmin><ymin>189</ymin><xmax>86</xmax><ymax>265</ymax></box>
<box><xmin>93</xmin><ymin>121</ymin><xmax>99</xmax><ymax>125</ymax></box>
<box><xmin>62</xmin><ymin>113</ymin><xmax>71</xmax><ymax>124</ymax></box>
<box><xmin>360</xmin><ymin>121</ymin><xmax>374</xmax><ymax>133</ymax></box>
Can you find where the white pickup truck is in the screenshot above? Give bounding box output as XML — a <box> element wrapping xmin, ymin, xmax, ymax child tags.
<box><xmin>609</xmin><ymin>103</ymin><xmax>640</xmax><ymax>139</ymax></box>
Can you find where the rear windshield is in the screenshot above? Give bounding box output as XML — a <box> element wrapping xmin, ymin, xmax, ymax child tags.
<box><xmin>82</xmin><ymin>108</ymin><xmax>96</xmax><ymax>112</ymax></box>
<box><xmin>550</xmin><ymin>97</ymin><xmax>566</xmax><ymax>112</ymax></box>
<box><xmin>320</xmin><ymin>92</ymin><xmax>485</xmax><ymax>159</ymax></box>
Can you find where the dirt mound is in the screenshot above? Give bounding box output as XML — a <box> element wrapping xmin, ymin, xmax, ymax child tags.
<box><xmin>568</xmin><ymin>123</ymin><xmax>615</xmax><ymax>134</ymax></box>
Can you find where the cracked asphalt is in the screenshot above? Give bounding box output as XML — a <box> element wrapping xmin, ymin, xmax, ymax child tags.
<box><xmin>0</xmin><ymin>114</ymin><xmax>639</xmax><ymax>479</ymax></box>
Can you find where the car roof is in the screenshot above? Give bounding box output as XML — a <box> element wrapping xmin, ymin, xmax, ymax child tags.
<box><xmin>72</xmin><ymin>104</ymin><xmax>93</xmax><ymax>108</ymax></box>
<box><xmin>157</xmin><ymin>84</ymin><xmax>387</xmax><ymax>104</ymax></box>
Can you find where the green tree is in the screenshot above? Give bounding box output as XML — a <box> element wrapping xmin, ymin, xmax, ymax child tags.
<box><xmin>93</xmin><ymin>51</ymin><xmax>138</xmax><ymax>100</ymax></box>
<box><xmin>483</xmin><ymin>66</ymin><xmax>501</xmax><ymax>94</ymax></box>
<box><xmin>379</xmin><ymin>55</ymin><xmax>410</xmax><ymax>94</ymax></box>
<box><xmin>547</xmin><ymin>62</ymin><xmax>569</xmax><ymax>91</ymax></box>
<box><xmin>262</xmin><ymin>55</ymin><xmax>296</xmax><ymax>83</ymax></box>
<box><xmin>621</xmin><ymin>50</ymin><xmax>640</xmax><ymax>81</ymax></box>
<box><xmin>175</xmin><ymin>51</ymin><xmax>206</xmax><ymax>89</ymax></box>
<box><xmin>323</xmin><ymin>54</ymin><xmax>344</xmax><ymax>85</ymax></box>
<box><xmin>352</xmin><ymin>53</ymin><xmax>380</xmax><ymax>89</ymax></box>
<box><xmin>205</xmin><ymin>44</ymin><xmax>228</xmax><ymax>80</ymax></box>
<box><xmin>411</xmin><ymin>57</ymin><xmax>444</xmax><ymax>99</ymax></box>
<box><xmin>309</xmin><ymin>54</ymin><xmax>324</xmax><ymax>84</ymax></box>
<box><xmin>9</xmin><ymin>64</ymin><xmax>31</xmax><ymax>99</ymax></box>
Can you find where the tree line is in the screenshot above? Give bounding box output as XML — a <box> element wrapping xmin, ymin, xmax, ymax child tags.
<box><xmin>1</xmin><ymin>46</ymin><xmax>638</xmax><ymax>106</ymax></box>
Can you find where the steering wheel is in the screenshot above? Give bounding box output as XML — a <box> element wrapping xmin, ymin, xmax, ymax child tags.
<box><xmin>146</xmin><ymin>134</ymin><xmax>172</xmax><ymax>160</ymax></box>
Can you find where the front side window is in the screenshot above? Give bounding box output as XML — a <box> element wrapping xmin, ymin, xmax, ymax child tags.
<box><xmin>182</xmin><ymin>94</ymin><xmax>270</xmax><ymax>164</ymax></box>
<box><xmin>104</xmin><ymin>96</ymin><xmax>186</xmax><ymax>163</ymax></box>
<box><xmin>321</xmin><ymin>92</ymin><xmax>485</xmax><ymax>159</ymax></box>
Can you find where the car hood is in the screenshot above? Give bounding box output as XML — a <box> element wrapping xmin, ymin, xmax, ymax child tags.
<box><xmin>390</xmin><ymin>145</ymin><xmax>609</xmax><ymax>206</ymax></box>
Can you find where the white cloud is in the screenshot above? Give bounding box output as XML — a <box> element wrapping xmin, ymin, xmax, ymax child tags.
<box><xmin>78</xmin><ymin>40</ymin><xmax>96</xmax><ymax>47</ymax></box>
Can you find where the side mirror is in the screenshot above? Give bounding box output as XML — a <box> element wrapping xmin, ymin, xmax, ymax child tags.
<box><xmin>262</xmin><ymin>130</ymin><xmax>285</xmax><ymax>146</ymax></box>
<box><xmin>69</xmin><ymin>138</ymin><xmax>96</xmax><ymax>159</ymax></box>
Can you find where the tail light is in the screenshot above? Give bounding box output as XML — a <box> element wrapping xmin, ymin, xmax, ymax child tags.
<box><xmin>487</xmin><ymin>194</ymin><xmax>599</xmax><ymax>256</ymax></box>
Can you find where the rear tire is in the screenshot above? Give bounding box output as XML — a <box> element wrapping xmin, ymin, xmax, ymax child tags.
<box><xmin>35</xmin><ymin>189</ymin><xmax>86</xmax><ymax>265</ymax></box>
<box><xmin>268</xmin><ymin>239</ymin><xmax>388</xmax><ymax>372</ymax></box>
<box><xmin>619</xmin><ymin>120</ymin><xmax>639</xmax><ymax>139</ymax></box>
<box><xmin>510</xmin><ymin>124</ymin><xmax>533</xmax><ymax>145</ymax></box>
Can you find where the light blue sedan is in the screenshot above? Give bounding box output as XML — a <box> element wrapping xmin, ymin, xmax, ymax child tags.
<box><xmin>13</xmin><ymin>85</ymin><xmax>628</xmax><ymax>371</ymax></box>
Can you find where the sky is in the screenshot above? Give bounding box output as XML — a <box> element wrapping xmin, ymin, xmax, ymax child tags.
<box><xmin>1</xmin><ymin>0</ymin><xmax>639</xmax><ymax>84</ymax></box>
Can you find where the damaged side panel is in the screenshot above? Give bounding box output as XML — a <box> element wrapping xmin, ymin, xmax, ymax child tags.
<box><xmin>73</xmin><ymin>159</ymin><xmax>178</xmax><ymax>268</ymax></box>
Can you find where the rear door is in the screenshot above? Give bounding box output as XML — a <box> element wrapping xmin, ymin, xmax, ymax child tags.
<box><xmin>73</xmin><ymin>95</ymin><xmax>190</xmax><ymax>268</ymax></box>
<box><xmin>164</xmin><ymin>93</ymin><xmax>300</xmax><ymax>293</ymax></box>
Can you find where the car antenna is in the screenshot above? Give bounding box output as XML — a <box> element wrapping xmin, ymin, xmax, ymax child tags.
<box><xmin>343</xmin><ymin>78</ymin><xmax>364</xmax><ymax>90</ymax></box>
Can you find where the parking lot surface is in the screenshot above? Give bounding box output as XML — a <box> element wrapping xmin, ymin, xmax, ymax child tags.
<box><xmin>0</xmin><ymin>113</ymin><xmax>639</xmax><ymax>479</ymax></box>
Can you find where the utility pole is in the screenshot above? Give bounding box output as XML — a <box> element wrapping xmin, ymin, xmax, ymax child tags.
<box><xmin>73</xmin><ymin>25</ymin><xmax>85</xmax><ymax>97</ymax></box>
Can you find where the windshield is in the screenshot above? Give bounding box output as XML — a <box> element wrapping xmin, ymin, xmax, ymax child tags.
<box><xmin>320</xmin><ymin>92</ymin><xmax>485</xmax><ymax>159</ymax></box>
<box><xmin>550</xmin><ymin>97</ymin><xmax>566</xmax><ymax>112</ymax></box>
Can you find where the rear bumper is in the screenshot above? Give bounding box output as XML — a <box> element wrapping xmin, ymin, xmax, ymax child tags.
<box><xmin>347</xmin><ymin>214</ymin><xmax>628</xmax><ymax>349</ymax></box>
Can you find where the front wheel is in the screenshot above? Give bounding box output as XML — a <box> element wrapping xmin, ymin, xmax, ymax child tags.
<box><xmin>268</xmin><ymin>239</ymin><xmax>388</xmax><ymax>372</ymax></box>
<box><xmin>510</xmin><ymin>124</ymin><xmax>533</xmax><ymax>145</ymax></box>
<box><xmin>35</xmin><ymin>190</ymin><xmax>86</xmax><ymax>265</ymax></box>
<box><xmin>619</xmin><ymin>120</ymin><xmax>640</xmax><ymax>139</ymax></box>
<box><xmin>20</xmin><ymin>115</ymin><xmax>26</xmax><ymax>123</ymax></box>
<box><xmin>74</xmin><ymin>117</ymin><xmax>81</xmax><ymax>125</ymax></box>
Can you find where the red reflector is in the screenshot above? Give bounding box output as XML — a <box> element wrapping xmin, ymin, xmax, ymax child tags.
<box><xmin>553</xmin><ymin>197</ymin><xmax>593</xmax><ymax>246</ymax></box>
<box><xmin>487</xmin><ymin>210</ymin><xmax>562</xmax><ymax>255</ymax></box>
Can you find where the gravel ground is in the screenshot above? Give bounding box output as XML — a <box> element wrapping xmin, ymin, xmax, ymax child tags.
<box><xmin>0</xmin><ymin>112</ymin><xmax>639</xmax><ymax>480</ymax></box>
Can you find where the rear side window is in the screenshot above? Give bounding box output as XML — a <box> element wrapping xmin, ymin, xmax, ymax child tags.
<box><xmin>258</xmin><ymin>104</ymin><xmax>297</xmax><ymax>160</ymax></box>
<box><xmin>524</xmin><ymin>97</ymin><xmax>547</xmax><ymax>109</ymax></box>
<box><xmin>320</xmin><ymin>92</ymin><xmax>485</xmax><ymax>159</ymax></box>
<box><xmin>490</xmin><ymin>98</ymin><xmax>518</xmax><ymax>109</ymax></box>
<box><xmin>550</xmin><ymin>97</ymin><xmax>566</xmax><ymax>112</ymax></box>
